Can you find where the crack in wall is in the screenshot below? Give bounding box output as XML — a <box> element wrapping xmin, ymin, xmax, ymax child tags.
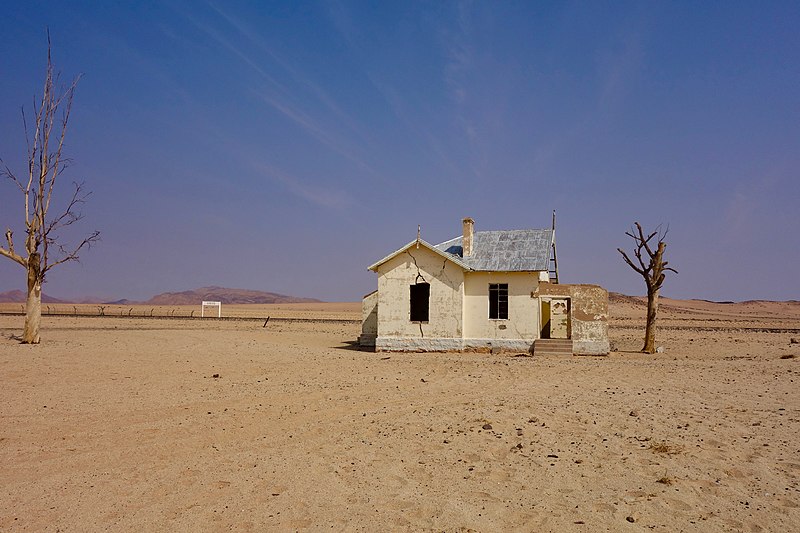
<box><xmin>403</xmin><ymin>250</ymin><xmax>467</xmax><ymax>340</ymax></box>
<box><xmin>406</xmin><ymin>250</ymin><xmax>427</xmax><ymax>337</ymax></box>
<box><xmin>509</xmin><ymin>318</ymin><xmax>525</xmax><ymax>340</ymax></box>
<box><xmin>406</xmin><ymin>250</ymin><xmax>427</xmax><ymax>284</ymax></box>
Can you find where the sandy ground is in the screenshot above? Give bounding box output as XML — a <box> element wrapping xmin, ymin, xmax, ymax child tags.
<box><xmin>0</xmin><ymin>300</ymin><xmax>798</xmax><ymax>532</ymax></box>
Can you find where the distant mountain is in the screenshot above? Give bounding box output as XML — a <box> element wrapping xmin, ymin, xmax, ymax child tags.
<box><xmin>0</xmin><ymin>289</ymin><xmax>67</xmax><ymax>304</ymax></box>
<box><xmin>608</xmin><ymin>292</ymin><xmax>645</xmax><ymax>306</ymax></box>
<box><xmin>0</xmin><ymin>286</ymin><xmax>321</xmax><ymax>305</ymax></box>
<box><xmin>103</xmin><ymin>299</ymin><xmax>134</xmax><ymax>305</ymax></box>
<box><xmin>144</xmin><ymin>286</ymin><xmax>322</xmax><ymax>305</ymax></box>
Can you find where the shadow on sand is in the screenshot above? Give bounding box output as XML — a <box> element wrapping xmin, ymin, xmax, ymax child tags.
<box><xmin>332</xmin><ymin>339</ymin><xmax>372</xmax><ymax>352</ymax></box>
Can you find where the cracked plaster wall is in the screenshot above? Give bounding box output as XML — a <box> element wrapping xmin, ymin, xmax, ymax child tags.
<box><xmin>536</xmin><ymin>283</ymin><xmax>610</xmax><ymax>355</ymax></box>
<box><xmin>375</xmin><ymin>246</ymin><xmax>464</xmax><ymax>340</ymax></box>
<box><xmin>550</xmin><ymin>299</ymin><xmax>569</xmax><ymax>339</ymax></box>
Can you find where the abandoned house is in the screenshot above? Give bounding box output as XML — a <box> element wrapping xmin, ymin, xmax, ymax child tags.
<box><xmin>360</xmin><ymin>216</ymin><xmax>610</xmax><ymax>355</ymax></box>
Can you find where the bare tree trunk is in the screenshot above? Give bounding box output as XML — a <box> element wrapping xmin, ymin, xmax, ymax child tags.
<box><xmin>1</xmin><ymin>37</ymin><xmax>99</xmax><ymax>345</ymax></box>
<box><xmin>23</xmin><ymin>253</ymin><xmax>42</xmax><ymax>344</ymax></box>
<box><xmin>643</xmin><ymin>286</ymin><xmax>659</xmax><ymax>353</ymax></box>
<box><xmin>618</xmin><ymin>224</ymin><xmax>676</xmax><ymax>354</ymax></box>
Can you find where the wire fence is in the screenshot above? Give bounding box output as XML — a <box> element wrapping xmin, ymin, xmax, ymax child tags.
<box><xmin>0</xmin><ymin>305</ymin><xmax>360</xmax><ymax>324</ymax></box>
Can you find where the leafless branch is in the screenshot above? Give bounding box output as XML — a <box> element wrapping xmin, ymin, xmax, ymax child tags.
<box><xmin>43</xmin><ymin>230</ymin><xmax>100</xmax><ymax>273</ymax></box>
<box><xmin>1</xmin><ymin>160</ymin><xmax>26</xmax><ymax>193</ymax></box>
<box><xmin>45</xmin><ymin>181</ymin><xmax>90</xmax><ymax>234</ymax></box>
<box><xmin>0</xmin><ymin>245</ymin><xmax>27</xmax><ymax>267</ymax></box>
<box><xmin>617</xmin><ymin>248</ymin><xmax>645</xmax><ymax>275</ymax></box>
<box><xmin>44</xmin><ymin>75</ymin><xmax>80</xmax><ymax>218</ymax></box>
<box><xmin>1</xmin><ymin>228</ymin><xmax>26</xmax><ymax>266</ymax></box>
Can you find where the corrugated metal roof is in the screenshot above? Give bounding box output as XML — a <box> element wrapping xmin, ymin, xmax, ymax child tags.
<box><xmin>434</xmin><ymin>229</ymin><xmax>553</xmax><ymax>271</ymax></box>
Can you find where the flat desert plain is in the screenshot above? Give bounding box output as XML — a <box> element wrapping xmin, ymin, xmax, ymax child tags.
<box><xmin>1</xmin><ymin>298</ymin><xmax>799</xmax><ymax>532</ymax></box>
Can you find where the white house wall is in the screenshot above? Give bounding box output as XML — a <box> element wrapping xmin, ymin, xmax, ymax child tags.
<box><xmin>359</xmin><ymin>290</ymin><xmax>378</xmax><ymax>346</ymax></box>
<box><xmin>463</xmin><ymin>271</ymin><xmax>541</xmax><ymax>346</ymax></box>
<box><xmin>375</xmin><ymin>245</ymin><xmax>464</xmax><ymax>350</ymax></box>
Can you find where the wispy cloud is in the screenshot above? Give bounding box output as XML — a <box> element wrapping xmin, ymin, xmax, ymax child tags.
<box><xmin>439</xmin><ymin>1</ymin><xmax>486</xmax><ymax>178</ymax></box>
<box><xmin>252</xmin><ymin>88</ymin><xmax>379</xmax><ymax>177</ymax></box>
<box><xmin>171</xmin><ymin>2</ymin><xmax>381</xmax><ymax>179</ymax></box>
<box><xmin>207</xmin><ymin>1</ymin><xmax>377</xmax><ymax>149</ymax></box>
<box><xmin>721</xmin><ymin>167</ymin><xmax>785</xmax><ymax>245</ymax></box>
<box><xmin>443</xmin><ymin>2</ymin><xmax>474</xmax><ymax>93</ymax></box>
<box><xmin>178</xmin><ymin>12</ymin><xmax>290</xmax><ymax>95</ymax></box>
<box><xmin>372</xmin><ymin>80</ymin><xmax>461</xmax><ymax>176</ymax></box>
<box><xmin>597</xmin><ymin>32</ymin><xmax>645</xmax><ymax>108</ymax></box>
<box><xmin>325</xmin><ymin>0</ymin><xmax>359</xmax><ymax>51</ymax></box>
<box><xmin>442</xmin><ymin>2</ymin><xmax>475</xmax><ymax>110</ymax></box>
<box><xmin>254</xmin><ymin>162</ymin><xmax>353</xmax><ymax>210</ymax></box>
<box><xmin>322</xmin><ymin>2</ymin><xmax>485</xmax><ymax>182</ymax></box>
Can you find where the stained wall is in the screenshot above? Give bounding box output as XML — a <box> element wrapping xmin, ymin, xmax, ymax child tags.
<box><xmin>462</xmin><ymin>271</ymin><xmax>541</xmax><ymax>345</ymax></box>
<box><xmin>535</xmin><ymin>283</ymin><xmax>610</xmax><ymax>355</ymax></box>
<box><xmin>375</xmin><ymin>245</ymin><xmax>464</xmax><ymax>348</ymax></box>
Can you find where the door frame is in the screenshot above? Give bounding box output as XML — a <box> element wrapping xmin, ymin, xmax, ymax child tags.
<box><xmin>539</xmin><ymin>296</ymin><xmax>571</xmax><ymax>339</ymax></box>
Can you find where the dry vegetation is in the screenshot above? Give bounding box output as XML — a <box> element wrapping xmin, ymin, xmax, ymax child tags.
<box><xmin>0</xmin><ymin>298</ymin><xmax>798</xmax><ymax>531</ymax></box>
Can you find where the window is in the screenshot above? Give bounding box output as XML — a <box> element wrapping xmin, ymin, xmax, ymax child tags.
<box><xmin>410</xmin><ymin>283</ymin><xmax>430</xmax><ymax>322</ymax></box>
<box><xmin>489</xmin><ymin>283</ymin><xmax>508</xmax><ymax>319</ymax></box>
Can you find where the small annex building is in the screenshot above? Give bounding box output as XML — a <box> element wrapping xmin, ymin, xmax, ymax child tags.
<box><xmin>360</xmin><ymin>217</ymin><xmax>610</xmax><ymax>355</ymax></box>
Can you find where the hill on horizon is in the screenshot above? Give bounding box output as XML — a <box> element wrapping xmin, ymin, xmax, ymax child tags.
<box><xmin>608</xmin><ymin>292</ymin><xmax>800</xmax><ymax>306</ymax></box>
<box><xmin>0</xmin><ymin>289</ymin><xmax>68</xmax><ymax>304</ymax></box>
<box><xmin>144</xmin><ymin>286</ymin><xmax>322</xmax><ymax>305</ymax></box>
<box><xmin>0</xmin><ymin>286</ymin><xmax>322</xmax><ymax>305</ymax></box>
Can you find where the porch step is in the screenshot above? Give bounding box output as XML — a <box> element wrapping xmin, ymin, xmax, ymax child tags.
<box><xmin>534</xmin><ymin>339</ymin><xmax>573</xmax><ymax>356</ymax></box>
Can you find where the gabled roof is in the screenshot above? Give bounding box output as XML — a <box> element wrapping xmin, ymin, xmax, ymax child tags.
<box><xmin>368</xmin><ymin>239</ymin><xmax>471</xmax><ymax>272</ymax></box>
<box><xmin>369</xmin><ymin>229</ymin><xmax>554</xmax><ymax>273</ymax></box>
<box><xmin>434</xmin><ymin>229</ymin><xmax>554</xmax><ymax>271</ymax></box>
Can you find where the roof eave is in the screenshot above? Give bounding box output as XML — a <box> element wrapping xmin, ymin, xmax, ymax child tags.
<box><xmin>368</xmin><ymin>239</ymin><xmax>471</xmax><ymax>272</ymax></box>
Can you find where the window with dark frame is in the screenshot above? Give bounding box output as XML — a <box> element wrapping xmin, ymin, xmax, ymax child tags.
<box><xmin>409</xmin><ymin>283</ymin><xmax>430</xmax><ymax>322</ymax></box>
<box><xmin>489</xmin><ymin>283</ymin><xmax>508</xmax><ymax>319</ymax></box>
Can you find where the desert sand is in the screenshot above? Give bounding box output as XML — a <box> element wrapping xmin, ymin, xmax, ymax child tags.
<box><xmin>0</xmin><ymin>299</ymin><xmax>798</xmax><ymax>531</ymax></box>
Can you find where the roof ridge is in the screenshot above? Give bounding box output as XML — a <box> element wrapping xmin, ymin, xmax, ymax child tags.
<box><xmin>435</xmin><ymin>228</ymin><xmax>551</xmax><ymax>245</ymax></box>
<box><xmin>431</xmin><ymin>228</ymin><xmax>553</xmax><ymax>272</ymax></box>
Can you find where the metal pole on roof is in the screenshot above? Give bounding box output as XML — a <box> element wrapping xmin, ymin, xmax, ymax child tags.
<box><xmin>550</xmin><ymin>210</ymin><xmax>559</xmax><ymax>284</ymax></box>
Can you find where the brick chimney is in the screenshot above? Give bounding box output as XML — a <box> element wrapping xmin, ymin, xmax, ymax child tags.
<box><xmin>462</xmin><ymin>217</ymin><xmax>474</xmax><ymax>257</ymax></box>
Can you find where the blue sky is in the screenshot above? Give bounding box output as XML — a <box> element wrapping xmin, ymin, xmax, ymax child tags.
<box><xmin>1</xmin><ymin>1</ymin><xmax>798</xmax><ymax>302</ymax></box>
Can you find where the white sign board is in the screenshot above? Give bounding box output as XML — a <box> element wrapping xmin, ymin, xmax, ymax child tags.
<box><xmin>201</xmin><ymin>301</ymin><xmax>221</xmax><ymax>318</ymax></box>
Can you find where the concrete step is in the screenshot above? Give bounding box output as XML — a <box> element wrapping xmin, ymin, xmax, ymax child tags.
<box><xmin>534</xmin><ymin>339</ymin><xmax>574</xmax><ymax>356</ymax></box>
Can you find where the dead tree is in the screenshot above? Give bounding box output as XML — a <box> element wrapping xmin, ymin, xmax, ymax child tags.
<box><xmin>617</xmin><ymin>223</ymin><xmax>677</xmax><ymax>354</ymax></box>
<box><xmin>0</xmin><ymin>35</ymin><xmax>99</xmax><ymax>343</ymax></box>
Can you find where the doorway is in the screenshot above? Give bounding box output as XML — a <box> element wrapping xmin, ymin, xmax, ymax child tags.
<box><xmin>540</xmin><ymin>300</ymin><xmax>551</xmax><ymax>338</ymax></box>
<box><xmin>540</xmin><ymin>297</ymin><xmax>570</xmax><ymax>339</ymax></box>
